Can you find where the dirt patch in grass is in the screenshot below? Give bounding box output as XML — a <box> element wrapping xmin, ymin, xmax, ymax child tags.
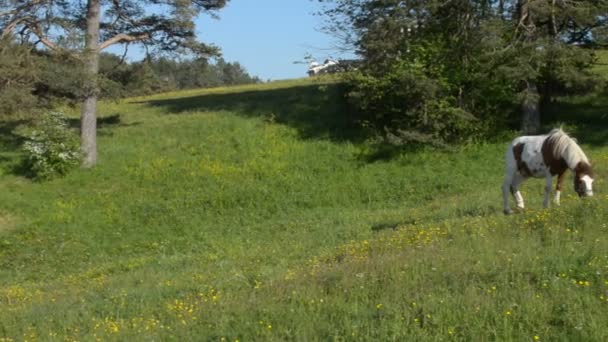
<box><xmin>0</xmin><ymin>212</ymin><xmax>17</xmax><ymax>234</ymax></box>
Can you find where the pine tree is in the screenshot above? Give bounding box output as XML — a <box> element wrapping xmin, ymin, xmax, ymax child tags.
<box><xmin>1</xmin><ymin>0</ymin><xmax>228</xmax><ymax>167</ymax></box>
<box><xmin>0</xmin><ymin>37</ymin><xmax>39</xmax><ymax>116</ymax></box>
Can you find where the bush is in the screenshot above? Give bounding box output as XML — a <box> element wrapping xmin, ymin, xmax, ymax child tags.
<box><xmin>22</xmin><ymin>111</ymin><xmax>81</xmax><ymax>180</ymax></box>
<box><xmin>345</xmin><ymin>62</ymin><xmax>480</xmax><ymax>147</ymax></box>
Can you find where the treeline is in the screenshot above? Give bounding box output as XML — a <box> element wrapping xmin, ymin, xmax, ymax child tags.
<box><xmin>98</xmin><ymin>53</ymin><xmax>262</xmax><ymax>97</ymax></box>
<box><xmin>318</xmin><ymin>0</ymin><xmax>608</xmax><ymax>146</ymax></box>
<box><xmin>0</xmin><ymin>39</ymin><xmax>261</xmax><ymax>116</ymax></box>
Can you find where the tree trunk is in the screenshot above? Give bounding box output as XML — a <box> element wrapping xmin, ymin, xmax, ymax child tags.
<box><xmin>517</xmin><ymin>0</ymin><xmax>540</xmax><ymax>134</ymax></box>
<box><xmin>498</xmin><ymin>0</ymin><xmax>504</xmax><ymax>19</ymax></box>
<box><xmin>81</xmin><ymin>0</ymin><xmax>101</xmax><ymax>168</ymax></box>
<box><xmin>521</xmin><ymin>82</ymin><xmax>540</xmax><ymax>134</ymax></box>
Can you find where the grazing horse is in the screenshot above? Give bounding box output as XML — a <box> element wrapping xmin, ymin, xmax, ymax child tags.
<box><xmin>502</xmin><ymin>128</ymin><xmax>594</xmax><ymax>215</ymax></box>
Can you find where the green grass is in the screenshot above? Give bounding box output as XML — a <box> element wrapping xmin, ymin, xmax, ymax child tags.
<box><xmin>1</xmin><ymin>77</ymin><xmax>608</xmax><ymax>341</ymax></box>
<box><xmin>592</xmin><ymin>49</ymin><xmax>608</xmax><ymax>77</ymax></box>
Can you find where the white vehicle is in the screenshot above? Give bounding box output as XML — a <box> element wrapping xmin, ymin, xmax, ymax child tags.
<box><xmin>307</xmin><ymin>59</ymin><xmax>339</xmax><ymax>76</ymax></box>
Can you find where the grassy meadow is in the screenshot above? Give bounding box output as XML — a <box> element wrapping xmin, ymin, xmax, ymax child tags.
<box><xmin>1</xmin><ymin>76</ymin><xmax>608</xmax><ymax>341</ymax></box>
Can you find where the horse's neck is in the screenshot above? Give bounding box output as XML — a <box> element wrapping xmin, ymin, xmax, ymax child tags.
<box><xmin>563</xmin><ymin>142</ymin><xmax>588</xmax><ymax>170</ymax></box>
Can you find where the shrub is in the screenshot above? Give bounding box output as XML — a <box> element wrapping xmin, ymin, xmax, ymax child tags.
<box><xmin>345</xmin><ymin>62</ymin><xmax>480</xmax><ymax>147</ymax></box>
<box><xmin>22</xmin><ymin>111</ymin><xmax>81</xmax><ymax>180</ymax></box>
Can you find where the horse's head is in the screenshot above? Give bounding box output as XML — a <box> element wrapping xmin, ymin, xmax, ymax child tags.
<box><xmin>574</xmin><ymin>162</ymin><xmax>594</xmax><ymax>197</ymax></box>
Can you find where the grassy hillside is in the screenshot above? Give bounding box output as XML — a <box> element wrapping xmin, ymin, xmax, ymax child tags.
<box><xmin>1</xmin><ymin>77</ymin><xmax>607</xmax><ymax>341</ymax></box>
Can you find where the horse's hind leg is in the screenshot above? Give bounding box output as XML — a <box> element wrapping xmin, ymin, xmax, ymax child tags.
<box><xmin>511</xmin><ymin>174</ymin><xmax>525</xmax><ymax>211</ymax></box>
<box><xmin>503</xmin><ymin>173</ymin><xmax>525</xmax><ymax>215</ymax></box>
<box><xmin>503</xmin><ymin>146</ymin><xmax>521</xmax><ymax>215</ymax></box>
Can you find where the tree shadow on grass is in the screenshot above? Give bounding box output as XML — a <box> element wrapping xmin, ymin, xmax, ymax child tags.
<box><xmin>67</xmin><ymin>113</ymin><xmax>141</xmax><ymax>137</ymax></box>
<box><xmin>0</xmin><ymin>120</ymin><xmax>27</xmax><ymax>151</ymax></box>
<box><xmin>0</xmin><ymin>119</ymin><xmax>29</xmax><ymax>177</ymax></box>
<box><xmin>0</xmin><ymin>114</ymin><xmax>140</xmax><ymax>177</ymax></box>
<box><xmin>136</xmin><ymin>83</ymin><xmax>369</xmax><ymax>143</ymax></box>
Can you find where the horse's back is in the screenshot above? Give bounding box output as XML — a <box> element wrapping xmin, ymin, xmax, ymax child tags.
<box><xmin>505</xmin><ymin>135</ymin><xmax>540</xmax><ymax>159</ymax></box>
<box><xmin>505</xmin><ymin>134</ymin><xmax>547</xmax><ymax>177</ymax></box>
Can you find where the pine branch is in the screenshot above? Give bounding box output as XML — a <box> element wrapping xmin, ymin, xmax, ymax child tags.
<box><xmin>99</xmin><ymin>32</ymin><xmax>150</xmax><ymax>50</ymax></box>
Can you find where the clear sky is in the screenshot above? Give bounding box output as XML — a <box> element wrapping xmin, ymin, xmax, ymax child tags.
<box><xmin>195</xmin><ymin>0</ymin><xmax>353</xmax><ymax>81</ymax></box>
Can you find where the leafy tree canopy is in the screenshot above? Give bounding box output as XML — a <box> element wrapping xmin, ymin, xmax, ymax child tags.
<box><xmin>316</xmin><ymin>0</ymin><xmax>608</xmax><ymax>143</ymax></box>
<box><xmin>1</xmin><ymin>0</ymin><xmax>227</xmax><ymax>56</ymax></box>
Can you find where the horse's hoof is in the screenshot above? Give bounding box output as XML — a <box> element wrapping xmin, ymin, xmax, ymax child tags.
<box><xmin>504</xmin><ymin>209</ymin><xmax>513</xmax><ymax>215</ymax></box>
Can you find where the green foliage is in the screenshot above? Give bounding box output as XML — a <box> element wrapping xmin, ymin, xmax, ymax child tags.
<box><xmin>22</xmin><ymin>112</ymin><xmax>81</xmax><ymax>180</ymax></box>
<box><xmin>537</xmin><ymin>43</ymin><xmax>601</xmax><ymax>96</ymax></box>
<box><xmin>1</xmin><ymin>0</ymin><xmax>254</xmax><ymax>120</ymax></box>
<box><xmin>34</xmin><ymin>54</ymin><xmax>87</xmax><ymax>105</ymax></box>
<box><xmin>0</xmin><ymin>80</ymin><xmax>607</xmax><ymax>340</ymax></box>
<box><xmin>347</xmin><ymin>62</ymin><xmax>479</xmax><ymax>146</ymax></box>
<box><xmin>318</xmin><ymin>0</ymin><xmax>608</xmax><ymax>143</ymax></box>
<box><xmin>116</xmin><ymin>57</ymin><xmax>262</xmax><ymax>97</ymax></box>
<box><xmin>1</xmin><ymin>1</ymin><xmax>229</xmax><ymax>58</ymax></box>
<box><xmin>144</xmin><ymin>57</ymin><xmax>261</xmax><ymax>92</ymax></box>
<box><xmin>1</xmin><ymin>46</ymin><xmax>261</xmax><ymax>116</ymax></box>
<box><xmin>0</xmin><ymin>38</ymin><xmax>40</xmax><ymax>116</ymax></box>
<box><xmin>591</xmin><ymin>50</ymin><xmax>608</xmax><ymax>77</ymax></box>
<box><xmin>123</xmin><ymin>61</ymin><xmax>175</xmax><ymax>97</ymax></box>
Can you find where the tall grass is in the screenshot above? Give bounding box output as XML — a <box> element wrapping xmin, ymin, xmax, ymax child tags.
<box><xmin>1</xmin><ymin>77</ymin><xmax>607</xmax><ymax>341</ymax></box>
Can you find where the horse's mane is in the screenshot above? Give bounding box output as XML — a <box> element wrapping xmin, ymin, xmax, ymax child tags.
<box><xmin>546</xmin><ymin>128</ymin><xmax>589</xmax><ymax>168</ymax></box>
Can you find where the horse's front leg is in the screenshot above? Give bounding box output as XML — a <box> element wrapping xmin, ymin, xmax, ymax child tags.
<box><xmin>543</xmin><ymin>175</ymin><xmax>553</xmax><ymax>208</ymax></box>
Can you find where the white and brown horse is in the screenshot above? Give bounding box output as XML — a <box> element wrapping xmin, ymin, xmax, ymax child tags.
<box><xmin>502</xmin><ymin>128</ymin><xmax>594</xmax><ymax>215</ymax></box>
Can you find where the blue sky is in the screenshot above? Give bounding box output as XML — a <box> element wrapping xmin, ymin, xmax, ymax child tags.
<box><xmin>196</xmin><ymin>0</ymin><xmax>353</xmax><ymax>81</ymax></box>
